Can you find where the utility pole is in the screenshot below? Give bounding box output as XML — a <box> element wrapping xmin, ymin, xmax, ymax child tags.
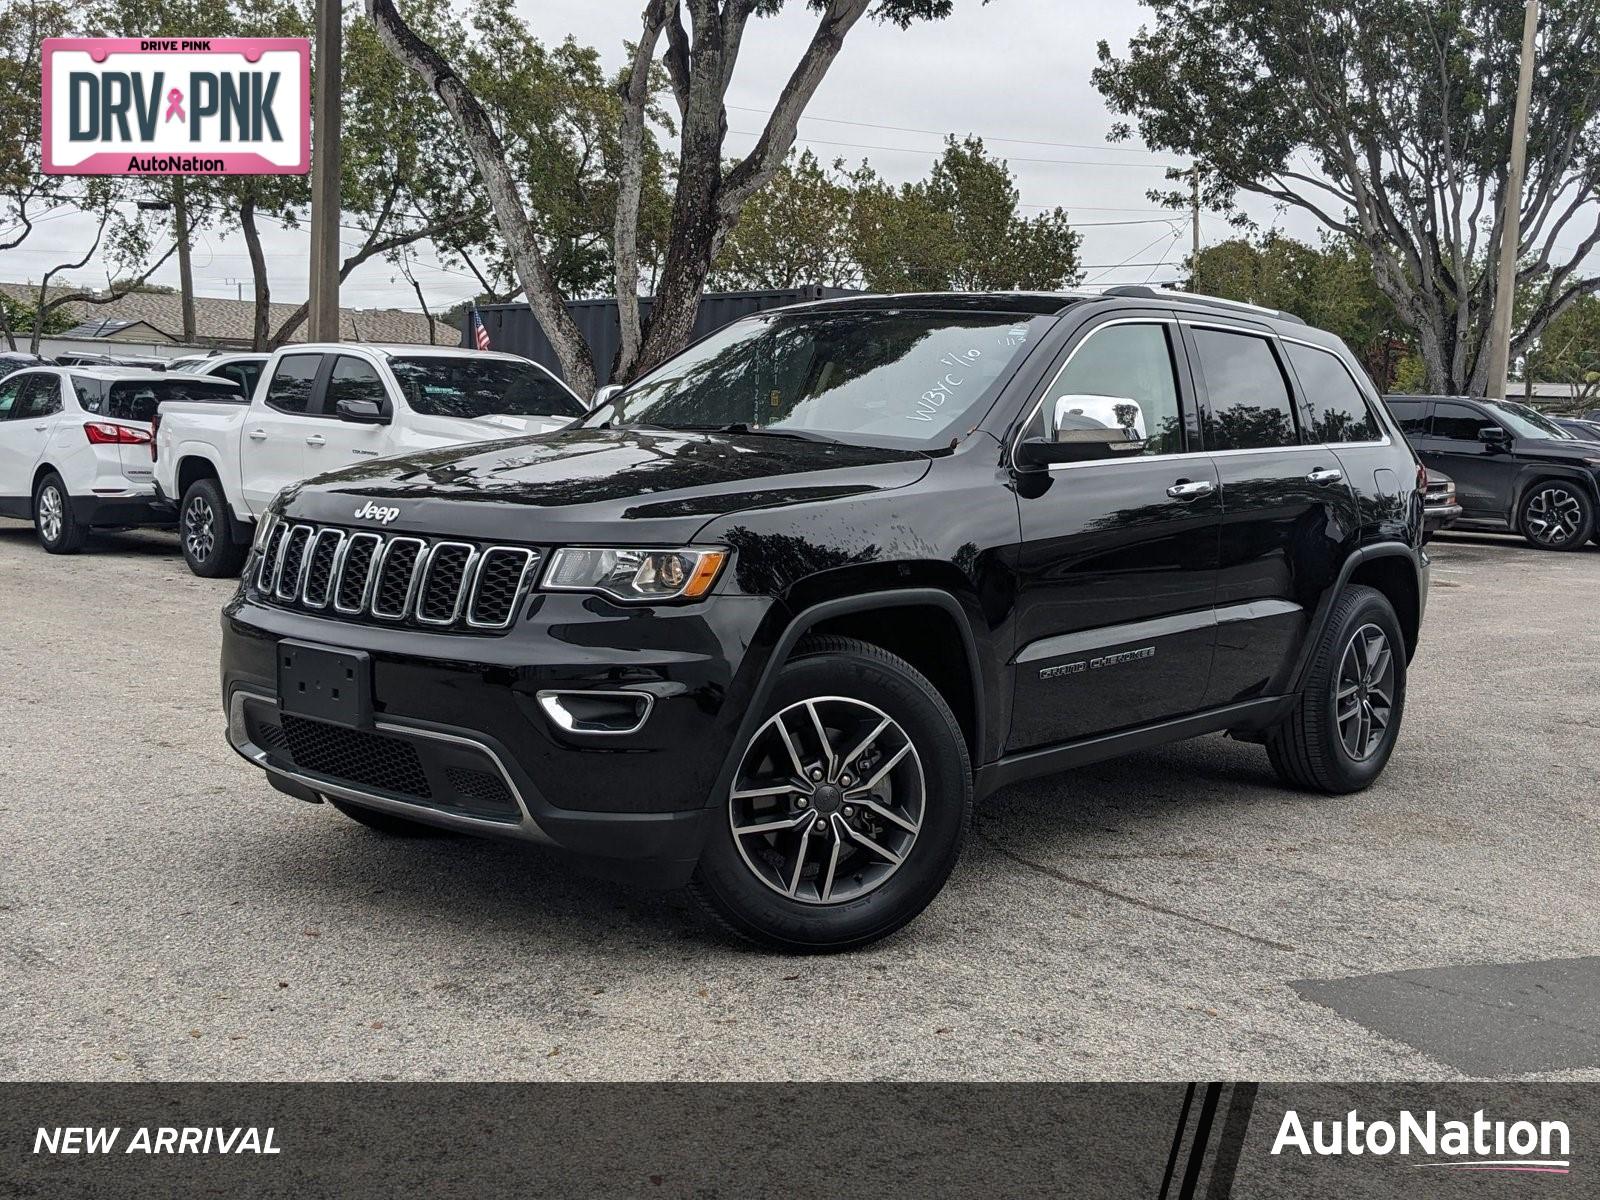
<box><xmin>1190</xmin><ymin>166</ymin><xmax>1202</xmax><ymax>292</ymax></box>
<box><xmin>307</xmin><ymin>0</ymin><xmax>342</xmax><ymax>343</ymax></box>
<box><xmin>173</xmin><ymin>178</ymin><xmax>196</xmax><ymax>342</ymax></box>
<box><xmin>1486</xmin><ymin>0</ymin><xmax>1539</xmax><ymax>400</ymax></box>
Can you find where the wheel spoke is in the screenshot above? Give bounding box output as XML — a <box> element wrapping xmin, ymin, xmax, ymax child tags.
<box><xmin>731</xmin><ymin>783</ymin><xmax>802</xmax><ymax>802</ymax></box>
<box><xmin>859</xmin><ymin>797</ymin><xmax>919</xmax><ymax>835</ymax></box>
<box><xmin>733</xmin><ymin>810</ymin><xmax>814</xmax><ymax>838</ymax></box>
<box><xmin>820</xmin><ymin>817</ymin><xmax>845</xmax><ymax>901</ymax></box>
<box><xmin>805</xmin><ymin>701</ymin><xmax>837</xmax><ymax>777</ymax></box>
<box><xmin>842</xmin><ymin>822</ymin><xmax>902</xmax><ymax>866</ymax></box>
<box><xmin>839</xmin><ymin>716</ymin><xmax>892</xmax><ymax>777</ymax></box>
<box><xmin>847</xmin><ymin>741</ymin><xmax>911</xmax><ymax>796</ymax></box>
<box><xmin>787</xmin><ymin>826</ymin><xmax>812</xmax><ymax>897</ymax></box>
<box><xmin>772</xmin><ymin>714</ymin><xmax>808</xmax><ymax>780</ymax></box>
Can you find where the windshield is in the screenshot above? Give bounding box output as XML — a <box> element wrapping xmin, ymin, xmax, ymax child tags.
<box><xmin>596</xmin><ymin>310</ymin><xmax>1052</xmax><ymax>448</ymax></box>
<box><xmin>73</xmin><ymin>375</ymin><xmax>243</xmax><ymax>422</ymax></box>
<box><xmin>1482</xmin><ymin>399</ymin><xmax>1573</xmax><ymax>440</ymax></box>
<box><xmin>389</xmin><ymin>356</ymin><xmax>584</xmax><ymax>420</ymax></box>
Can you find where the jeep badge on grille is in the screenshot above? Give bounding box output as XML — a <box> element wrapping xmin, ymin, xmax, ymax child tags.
<box><xmin>354</xmin><ymin>501</ymin><xmax>401</xmax><ymax>525</ymax></box>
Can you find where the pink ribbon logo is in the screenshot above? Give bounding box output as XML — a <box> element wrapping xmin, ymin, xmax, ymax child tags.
<box><xmin>164</xmin><ymin>88</ymin><xmax>185</xmax><ymax>123</ymax></box>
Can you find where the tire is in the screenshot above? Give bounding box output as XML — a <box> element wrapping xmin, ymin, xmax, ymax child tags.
<box><xmin>180</xmin><ymin>477</ymin><xmax>249</xmax><ymax>577</ymax></box>
<box><xmin>1266</xmin><ymin>584</ymin><xmax>1406</xmax><ymax>794</ymax></box>
<box><xmin>33</xmin><ymin>472</ymin><xmax>86</xmax><ymax>554</ymax></box>
<box><xmin>1518</xmin><ymin>479</ymin><xmax>1595</xmax><ymax>551</ymax></box>
<box><xmin>327</xmin><ymin>797</ymin><xmax>454</xmax><ymax>837</ymax></box>
<box><xmin>690</xmin><ymin>636</ymin><xmax>972</xmax><ymax>953</ymax></box>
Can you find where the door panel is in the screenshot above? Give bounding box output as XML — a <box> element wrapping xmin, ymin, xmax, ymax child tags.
<box><xmin>241</xmin><ymin>354</ymin><xmax>322</xmax><ymax>513</ymax></box>
<box><xmin>1412</xmin><ymin>401</ymin><xmax>1517</xmax><ymax>518</ymax></box>
<box><xmin>309</xmin><ymin>355</ymin><xmax>394</xmax><ymax>473</ymax></box>
<box><xmin>0</xmin><ymin>375</ymin><xmax>56</xmax><ymax>502</ymax></box>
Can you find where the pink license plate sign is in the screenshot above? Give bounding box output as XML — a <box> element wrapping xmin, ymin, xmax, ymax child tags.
<box><xmin>43</xmin><ymin>38</ymin><xmax>309</xmax><ymax>175</ymax></box>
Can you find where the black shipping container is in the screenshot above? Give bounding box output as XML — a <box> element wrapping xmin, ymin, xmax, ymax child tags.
<box><xmin>460</xmin><ymin>286</ymin><xmax>860</xmax><ymax>391</ymax></box>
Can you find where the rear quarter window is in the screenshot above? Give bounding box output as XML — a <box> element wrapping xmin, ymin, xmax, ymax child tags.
<box><xmin>1286</xmin><ymin>342</ymin><xmax>1381</xmax><ymax>443</ymax></box>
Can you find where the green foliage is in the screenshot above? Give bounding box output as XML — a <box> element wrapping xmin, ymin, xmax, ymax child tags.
<box><xmin>1524</xmin><ymin>296</ymin><xmax>1600</xmax><ymax>409</ymax></box>
<box><xmin>714</xmin><ymin>138</ymin><xmax>1083</xmax><ymax>294</ymax></box>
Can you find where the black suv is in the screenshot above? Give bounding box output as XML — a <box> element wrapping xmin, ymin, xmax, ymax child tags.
<box><xmin>1384</xmin><ymin>394</ymin><xmax>1600</xmax><ymax>550</ymax></box>
<box><xmin>222</xmin><ymin>289</ymin><xmax>1428</xmax><ymax>950</ymax></box>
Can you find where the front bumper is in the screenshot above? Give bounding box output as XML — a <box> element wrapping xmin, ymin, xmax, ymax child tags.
<box><xmin>221</xmin><ymin>589</ymin><xmax>777</xmax><ymax>886</ymax></box>
<box><xmin>1422</xmin><ymin>501</ymin><xmax>1462</xmax><ymax>538</ymax></box>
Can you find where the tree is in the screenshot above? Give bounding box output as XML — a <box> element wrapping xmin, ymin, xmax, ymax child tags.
<box><xmin>851</xmin><ymin>137</ymin><xmax>1082</xmax><ymax>292</ymax></box>
<box><xmin>1191</xmin><ymin>233</ymin><xmax>1414</xmax><ymax>389</ymax></box>
<box><xmin>1093</xmin><ymin>1</ymin><xmax>1600</xmax><ymax>395</ymax></box>
<box><xmin>711</xmin><ymin>149</ymin><xmax>859</xmax><ymax>289</ymax></box>
<box><xmin>1524</xmin><ymin>295</ymin><xmax>1600</xmax><ymax>410</ymax></box>
<box><xmin>368</xmin><ymin>0</ymin><xmax>977</xmax><ymax>394</ymax></box>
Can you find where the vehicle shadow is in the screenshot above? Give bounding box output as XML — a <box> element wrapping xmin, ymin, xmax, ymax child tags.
<box><xmin>0</xmin><ymin>519</ymin><xmax>180</xmax><ymax>558</ymax></box>
<box><xmin>1431</xmin><ymin>528</ymin><xmax>1600</xmax><ymax>553</ymax></box>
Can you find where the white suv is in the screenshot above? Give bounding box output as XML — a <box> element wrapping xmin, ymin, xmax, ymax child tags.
<box><xmin>0</xmin><ymin>367</ymin><xmax>239</xmax><ymax>553</ymax></box>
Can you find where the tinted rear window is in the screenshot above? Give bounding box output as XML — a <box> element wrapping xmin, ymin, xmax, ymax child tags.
<box><xmin>1384</xmin><ymin>399</ymin><xmax>1428</xmax><ymax>436</ymax></box>
<box><xmin>1286</xmin><ymin>343</ymin><xmax>1380</xmax><ymax>443</ymax></box>
<box><xmin>1191</xmin><ymin>329</ymin><xmax>1299</xmax><ymax>450</ymax></box>
<box><xmin>74</xmin><ymin>375</ymin><xmax>243</xmax><ymax>421</ymax></box>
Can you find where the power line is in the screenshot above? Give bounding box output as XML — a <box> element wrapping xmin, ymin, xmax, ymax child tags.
<box><xmin>726</xmin><ymin>104</ymin><xmax>1168</xmax><ymax>156</ymax></box>
<box><xmin>727</xmin><ymin>129</ymin><xmax>1185</xmax><ymax>170</ymax></box>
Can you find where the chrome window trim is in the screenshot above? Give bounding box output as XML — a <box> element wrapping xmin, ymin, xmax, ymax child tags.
<box><xmin>415</xmin><ymin>541</ymin><xmax>480</xmax><ymax>627</ymax></box>
<box><xmin>331</xmin><ymin>531</ymin><xmax>383</xmax><ymax>615</ymax></box>
<box><xmin>1010</xmin><ymin>317</ymin><xmax>1185</xmax><ymax>471</ymax></box>
<box><xmin>464</xmin><ymin>546</ymin><xmax>538</xmax><ymax>630</ymax></box>
<box><xmin>300</xmin><ymin>528</ymin><xmax>345</xmax><ymax>608</ymax></box>
<box><xmin>368</xmin><ymin>536</ymin><xmax>427</xmax><ymax>620</ymax></box>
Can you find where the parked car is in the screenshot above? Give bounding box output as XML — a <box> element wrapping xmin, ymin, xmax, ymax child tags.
<box><xmin>53</xmin><ymin>351</ymin><xmax>169</xmax><ymax>370</ymax></box>
<box><xmin>1422</xmin><ymin>470</ymin><xmax>1461</xmax><ymax>539</ymax></box>
<box><xmin>168</xmin><ymin>351</ymin><xmax>270</xmax><ymax>400</ymax></box>
<box><xmin>1383</xmin><ymin>394</ymin><xmax>1600</xmax><ymax>550</ymax></box>
<box><xmin>155</xmin><ymin>344</ymin><xmax>586</xmax><ymax>578</ymax></box>
<box><xmin>1554</xmin><ymin>416</ymin><xmax>1600</xmax><ymax>443</ymax></box>
<box><xmin>221</xmin><ymin>288</ymin><xmax>1429</xmax><ymax>951</ymax></box>
<box><xmin>0</xmin><ymin>367</ymin><xmax>240</xmax><ymax>552</ymax></box>
<box><xmin>0</xmin><ymin>350</ymin><xmax>55</xmax><ymax>377</ymax></box>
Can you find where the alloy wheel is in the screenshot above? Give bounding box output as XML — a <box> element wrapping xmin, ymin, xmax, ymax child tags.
<box><xmin>37</xmin><ymin>486</ymin><xmax>63</xmax><ymax>544</ymax></box>
<box><xmin>184</xmin><ymin>495</ymin><xmax>216</xmax><ymax>562</ymax></box>
<box><xmin>1524</xmin><ymin>486</ymin><xmax>1583</xmax><ymax>546</ymax></box>
<box><xmin>728</xmin><ymin>696</ymin><xmax>925</xmax><ymax>905</ymax></box>
<box><xmin>1335</xmin><ymin>623</ymin><xmax>1394</xmax><ymax>762</ymax></box>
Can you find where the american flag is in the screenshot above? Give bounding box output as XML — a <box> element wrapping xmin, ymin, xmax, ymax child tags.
<box><xmin>471</xmin><ymin>303</ymin><xmax>492</xmax><ymax>350</ymax></box>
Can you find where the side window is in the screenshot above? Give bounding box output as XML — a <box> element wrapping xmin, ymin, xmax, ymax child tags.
<box><xmin>1385</xmin><ymin>399</ymin><xmax>1428</xmax><ymax>437</ymax></box>
<box><xmin>14</xmin><ymin>375</ymin><xmax>63</xmax><ymax>419</ymax></box>
<box><xmin>0</xmin><ymin>374</ymin><xmax>32</xmax><ymax>418</ymax></box>
<box><xmin>1431</xmin><ymin>402</ymin><xmax>1487</xmax><ymax>441</ymax></box>
<box><xmin>1032</xmin><ymin>323</ymin><xmax>1185</xmax><ymax>455</ymax></box>
<box><xmin>264</xmin><ymin>355</ymin><xmax>322</xmax><ymax>414</ymax></box>
<box><xmin>1191</xmin><ymin>328</ymin><xmax>1299</xmax><ymax>450</ymax></box>
<box><xmin>325</xmin><ymin>356</ymin><xmax>387</xmax><ymax>412</ymax></box>
<box><xmin>1286</xmin><ymin>343</ymin><xmax>1380</xmax><ymax>443</ymax></box>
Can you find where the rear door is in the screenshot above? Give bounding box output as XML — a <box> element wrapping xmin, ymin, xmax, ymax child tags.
<box><xmin>1184</xmin><ymin>322</ymin><xmax>1360</xmax><ymax>708</ymax></box>
<box><xmin>1008</xmin><ymin>316</ymin><xmax>1222</xmax><ymax>751</ymax></box>
<box><xmin>305</xmin><ymin>353</ymin><xmax>393</xmax><ymax>473</ymax></box>
<box><xmin>242</xmin><ymin>353</ymin><xmax>323</xmax><ymax>513</ymax></box>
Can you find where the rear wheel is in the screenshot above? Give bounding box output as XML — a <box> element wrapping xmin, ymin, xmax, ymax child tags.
<box><xmin>33</xmin><ymin>472</ymin><xmax>86</xmax><ymax>554</ymax></box>
<box><xmin>690</xmin><ymin>636</ymin><xmax>971</xmax><ymax>952</ymax></box>
<box><xmin>180</xmin><ymin>477</ymin><xmax>249</xmax><ymax>577</ymax></box>
<box><xmin>1519</xmin><ymin>480</ymin><xmax>1594</xmax><ymax>550</ymax></box>
<box><xmin>1267</xmin><ymin>585</ymin><xmax>1406</xmax><ymax>794</ymax></box>
<box><xmin>326</xmin><ymin>797</ymin><xmax>454</xmax><ymax>837</ymax></box>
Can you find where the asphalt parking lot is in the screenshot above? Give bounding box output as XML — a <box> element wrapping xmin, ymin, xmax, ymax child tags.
<box><xmin>2</xmin><ymin>521</ymin><xmax>1597</xmax><ymax>1082</ymax></box>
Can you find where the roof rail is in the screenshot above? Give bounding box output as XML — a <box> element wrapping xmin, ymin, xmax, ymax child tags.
<box><xmin>1101</xmin><ymin>285</ymin><xmax>1306</xmax><ymax>326</ymax></box>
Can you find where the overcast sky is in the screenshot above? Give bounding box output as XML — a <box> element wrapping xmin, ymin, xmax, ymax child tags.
<box><xmin>13</xmin><ymin>0</ymin><xmax>1323</xmax><ymax>316</ymax></box>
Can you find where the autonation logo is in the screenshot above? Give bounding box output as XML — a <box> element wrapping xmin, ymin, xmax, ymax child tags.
<box><xmin>1272</xmin><ymin>1109</ymin><xmax>1571</xmax><ymax>1175</ymax></box>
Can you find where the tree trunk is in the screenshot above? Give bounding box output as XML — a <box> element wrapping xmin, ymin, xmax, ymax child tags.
<box><xmin>612</xmin><ymin>1</ymin><xmax>672</xmax><ymax>382</ymax></box>
<box><xmin>365</xmin><ymin>0</ymin><xmax>596</xmax><ymax>396</ymax></box>
<box><xmin>239</xmin><ymin>192</ymin><xmax>272</xmax><ymax>352</ymax></box>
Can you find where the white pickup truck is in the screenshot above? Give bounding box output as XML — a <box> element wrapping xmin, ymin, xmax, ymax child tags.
<box><xmin>153</xmin><ymin>343</ymin><xmax>585</xmax><ymax>576</ymax></box>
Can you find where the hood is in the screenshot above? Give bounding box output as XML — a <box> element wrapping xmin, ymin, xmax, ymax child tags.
<box><xmin>1513</xmin><ymin>438</ymin><xmax>1600</xmax><ymax>467</ymax></box>
<box><xmin>406</xmin><ymin>410</ymin><xmax>576</xmax><ymax>442</ymax></box>
<box><xmin>280</xmin><ymin>426</ymin><xmax>931</xmax><ymax>544</ymax></box>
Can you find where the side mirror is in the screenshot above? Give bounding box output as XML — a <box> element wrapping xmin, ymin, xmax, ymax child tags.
<box><xmin>1019</xmin><ymin>394</ymin><xmax>1148</xmax><ymax>466</ymax></box>
<box><xmin>336</xmin><ymin>396</ymin><xmax>389</xmax><ymax>425</ymax></box>
<box><xmin>590</xmin><ymin>383</ymin><xmax>623</xmax><ymax>411</ymax></box>
<box><xmin>1479</xmin><ymin>425</ymin><xmax>1511</xmax><ymax>448</ymax></box>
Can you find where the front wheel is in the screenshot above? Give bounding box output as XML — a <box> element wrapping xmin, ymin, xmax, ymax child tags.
<box><xmin>1267</xmin><ymin>585</ymin><xmax>1406</xmax><ymax>794</ymax></box>
<box><xmin>1519</xmin><ymin>480</ymin><xmax>1594</xmax><ymax>550</ymax></box>
<box><xmin>690</xmin><ymin>636</ymin><xmax>972</xmax><ymax>952</ymax></box>
<box><xmin>180</xmin><ymin>478</ymin><xmax>249</xmax><ymax>577</ymax></box>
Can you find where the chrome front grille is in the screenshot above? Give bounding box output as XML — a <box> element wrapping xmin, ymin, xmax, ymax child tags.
<box><xmin>256</xmin><ymin>522</ymin><xmax>539</xmax><ymax>632</ymax></box>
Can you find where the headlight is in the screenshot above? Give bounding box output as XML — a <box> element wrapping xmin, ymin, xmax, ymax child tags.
<box><xmin>542</xmin><ymin>547</ymin><xmax>727</xmax><ymax>602</ymax></box>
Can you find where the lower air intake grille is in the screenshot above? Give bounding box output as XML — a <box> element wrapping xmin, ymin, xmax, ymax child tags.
<box><xmin>277</xmin><ymin>714</ymin><xmax>432</xmax><ymax>799</ymax></box>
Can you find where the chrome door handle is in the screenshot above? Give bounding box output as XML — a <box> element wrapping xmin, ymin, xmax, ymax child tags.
<box><xmin>305</xmin><ymin>434</ymin><xmax>326</xmax><ymax>446</ymax></box>
<box><xmin>248</xmin><ymin>429</ymin><xmax>268</xmax><ymax>440</ymax></box>
<box><xmin>33</xmin><ymin>423</ymin><xmax>49</xmax><ymax>431</ymax></box>
<box><xmin>1307</xmin><ymin>467</ymin><xmax>1344</xmax><ymax>485</ymax></box>
<box><xmin>1166</xmin><ymin>479</ymin><xmax>1215</xmax><ymax>500</ymax></box>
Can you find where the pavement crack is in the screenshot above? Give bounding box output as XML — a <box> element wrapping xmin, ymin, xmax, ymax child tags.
<box><xmin>974</xmin><ymin>820</ymin><xmax>1297</xmax><ymax>953</ymax></box>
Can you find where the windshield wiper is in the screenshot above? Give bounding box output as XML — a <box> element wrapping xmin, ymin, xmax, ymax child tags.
<box><xmin>672</xmin><ymin>422</ymin><xmax>841</xmax><ymax>444</ymax></box>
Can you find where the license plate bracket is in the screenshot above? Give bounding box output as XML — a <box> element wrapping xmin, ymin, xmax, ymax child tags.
<box><xmin>277</xmin><ymin>640</ymin><xmax>372</xmax><ymax>728</ymax></box>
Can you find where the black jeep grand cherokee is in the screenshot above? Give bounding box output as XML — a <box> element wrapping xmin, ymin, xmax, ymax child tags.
<box><xmin>222</xmin><ymin>288</ymin><xmax>1428</xmax><ymax>950</ymax></box>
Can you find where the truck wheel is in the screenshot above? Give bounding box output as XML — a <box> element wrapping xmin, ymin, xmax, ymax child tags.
<box><xmin>326</xmin><ymin>797</ymin><xmax>454</xmax><ymax>837</ymax></box>
<box><xmin>1519</xmin><ymin>480</ymin><xmax>1594</xmax><ymax>550</ymax></box>
<box><xmin>690</xmin><ymin>636</ymin><xmax>972</xmax><ymax>952</ymax></box>
<box><xmin>180</xmin><ymin>478</ymin><xmax>249</xmax><ymax>577</ymax></box>
<box><xmin>1267</xmin><ymin>585</ymin><xmax>1406</xmax><ymax>794</ymax></box>
<box><xmin>34</xmin><ymin>472</ymin><xmax>86</xmax><ymax>554</ymax></box>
